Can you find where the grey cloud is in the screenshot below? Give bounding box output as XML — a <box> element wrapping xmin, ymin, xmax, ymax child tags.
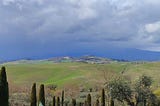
<box><xmin>0</xmin><ymin>0</ymin><xmax>160</xmax><ymax>51</ymax></box>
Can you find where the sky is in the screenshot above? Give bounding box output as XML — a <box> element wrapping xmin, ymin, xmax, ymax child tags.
<box><xmin>0</xmin><ymin>0</ymin><xmax>160</xmax><ymax>61</ymax></box>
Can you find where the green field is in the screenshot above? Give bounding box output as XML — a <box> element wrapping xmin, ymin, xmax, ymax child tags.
<box><xmin>2</xmin><ymin>61</ymin><xmax>160</xmax><ymax>105</ymax></box>
<box><xmin>1</xmin><ymin>61</ymin><xmax>160</xmax><ymax>89</ymax></box>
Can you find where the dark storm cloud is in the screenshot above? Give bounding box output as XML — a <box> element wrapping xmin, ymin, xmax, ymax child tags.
<box><xmin>0</xmin><ymin>0</ymin><xmax>160</xmax><ymax>60</ymax></box>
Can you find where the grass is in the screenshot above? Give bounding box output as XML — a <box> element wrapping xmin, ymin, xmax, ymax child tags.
<box><xmin>1</xmin><ymin>61</ymin><xmax>160</xmax><ymax>89</ymax></box>
<box><xmin>2</xmin><ymin>61</ymin><xmax>160</xmax><ymax>106</ymax></box>
<box><xmin>1</xmin><ymin>62</ymin><xmax>105</xmax><ymax>88</ymax></box>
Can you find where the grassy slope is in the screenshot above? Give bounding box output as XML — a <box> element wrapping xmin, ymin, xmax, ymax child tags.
<box><xmin>1</xmin><ymin>61</ymin><xmax>160</xmax><ymax>89</ymax></box>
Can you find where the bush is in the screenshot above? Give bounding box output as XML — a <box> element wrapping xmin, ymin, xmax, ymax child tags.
<box><xmin>108</xmin><ymin>79</ymin><xmax>133</xmax><ymax>105</ymax></box>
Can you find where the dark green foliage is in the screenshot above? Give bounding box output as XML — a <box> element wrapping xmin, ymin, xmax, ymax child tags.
<box><xmin>101</xmin><ymin>89</ymin><xmax>105</xmax><ymax>106</ymax></box>
<box><xmin>110</xmin><ymin>98</ymin><xmax>114</xmax><ymax>106</ymax></box>
<box><xmin>144</xmin><ymin>100</ymin><xmax>146</xmax><ymax>106</ymax></box>
<box><xmin>38</xmin><ymin>84</ymin><xmax>45</xmax><ymax>106</ymax></box>
<box><xmin>0</xmin><ymin>66</ymin><xmax>9</xmax><ymax>106</ymax></box>
<box><xmin>96</xmin><ymin>99</ymin><xmax>99</xmax><ymax>106</ymax></box>
<box><xmin>0</xmin><ymin>67</ymin><xmax>7</xmax><ymax>82</ymax></box>
<box><xmin>30</xmin><ymin>83</ymin><xmax>37</xmax><ymax>106</ymax></box>
<box><xmin>57</xmin><ymin>97</ymin><xmax>60</xmax><ymax>106</ymax></box>
<box><xmin>148</xmin><ymin>93</ymin><xmax>160</xmax><ymax>106</ymax></box>
<box><xmin>84</xmin><ymin>100</ymin><xmax>87</xmax><ymax>106</ymax></box>
<box><xmin>87</xmin><ymin>94</ymin><xmax>91</xmax><ymax>106</ymax></box>
<box><xmin>72</xmin><ymin>99</ymin><xmax>76</xmax><ymax>106</ymax></box>
<box><xmin>107</xmin><ymin>75</ymin><xmax>159</xmax><ymax>106</ymax></box>
<box><xmin>135</xmin><ymin>75</ymin><xmax>155</xmax><ymax>106</ymax></box>
<box><xmin>79</xmin><ymin>102</ymin><xmax>82</xmax><ymax>106</ymax></box>
<box><xmin>65</xmin><ymin>102</ymin><xmax>68</xmax><ymax>106</ymax></box>
<box><xmin>138</xmin><ymin>75</ymin><xmax>152</xmax><ymax>87</ymax></box>
<box><xmin>62</xmin><ymin>90</ymin><xmax>64</xmax><ymax>106</ymax></box>
<box><xmin>108</xmin><ymin>79</ymin><xmax>133</xmax><ymax>105</ymax></box>
<box><xmin>53</xmin><ymin>96</ymin><xmax>56</xmax><ymax>106</ymax></box>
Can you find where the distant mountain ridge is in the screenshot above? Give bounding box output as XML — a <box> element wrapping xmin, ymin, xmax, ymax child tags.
<box><xmin>47</xmin><ymin>55</ymin><xmax>116</xmax><ymax>64</ymax></box>
<box><xmin>3</xmin><ymin>56</ymin><xmax>125</xmax><ymax>64</ymax></box>
<box><xmin>0</xmin><ymin>49</ymin><xmax>160</xmax><ymax>64</ymax></box>
<box><xmin>2</xmin><ymin>48</ymin><xmax>160</xmax><ymax>61</ymax></box>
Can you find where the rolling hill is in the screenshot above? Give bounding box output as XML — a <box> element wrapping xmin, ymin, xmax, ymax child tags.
<box><xmin>1</xmin><ymin>58</ymin><xmax>160</xmax><ymax>90</ymax></box>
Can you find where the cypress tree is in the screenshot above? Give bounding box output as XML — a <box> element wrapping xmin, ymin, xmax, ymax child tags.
<box><xmin>57</xmin><ymin>97</ymin><xmax>60</xmax><ymax>106</ymax></box>
<box><xmin>38</xmin><ymin>84</ymin><xmax>45</xmax><ymax>106</ymax></box>
<box><xmin>79</xmin><ymin>102</ymin><xmax>82</xmax><ymax>106</ymax></box>
<box><xmin>0</xmin><ymin>66</ymin><xmax>9</xmax><ymax>106</ymax></box>
<box><xmin>53</xmin><ymin>96</ymin><xmax>56</xmax><ymax>106</ymax></box>
<box><xmin>65</xmin><ymin>102</ymin><xmax>68</xmax><ymax>106</ymax></box>
<box><xmin>87</xmin><ymin>94</ymin><xmax>91</xmax><ymax>106</ymax></box>
<box><xmin>96</xmin><ymin>99</ymin><xmax>99</xmax><ymax>106</ymax></box>
<box><xmin>144</xmin><ymin>100</ymin><xmax>146</xmax><ymax>106</ymax></box>
<box><xmin>61</xmin><ymin>90</ymin><xmax>64</xmax><ymax>106</ymax></box>
<box><xmin>84</xmin><ymin>100</ymin><xmax>87</xmax><ymax>106</ymax></box>
<box><xmin>30</xmin><ymin>83</ymin><xmax>37</xmax><ymax>106</ymax></box>
<box><xmin>72</xmin><ymin>99</ymin><xmax>76</xmax><ymax>106</ymax></box>
<box><xmin>101</xmin><ymin>89</ymin><xmax>105</xmax><ymax>106</ymax></box>
<box><xmin>110</xmin><ymin>98</ymin><xmax>114</xmax><ymax>106</ymax></box>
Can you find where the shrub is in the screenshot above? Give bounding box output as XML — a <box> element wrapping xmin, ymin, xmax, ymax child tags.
<box><xmin>108</xmin><ymin>79</ymin><xmax>133</xmax><ymax>105</ymax></box>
